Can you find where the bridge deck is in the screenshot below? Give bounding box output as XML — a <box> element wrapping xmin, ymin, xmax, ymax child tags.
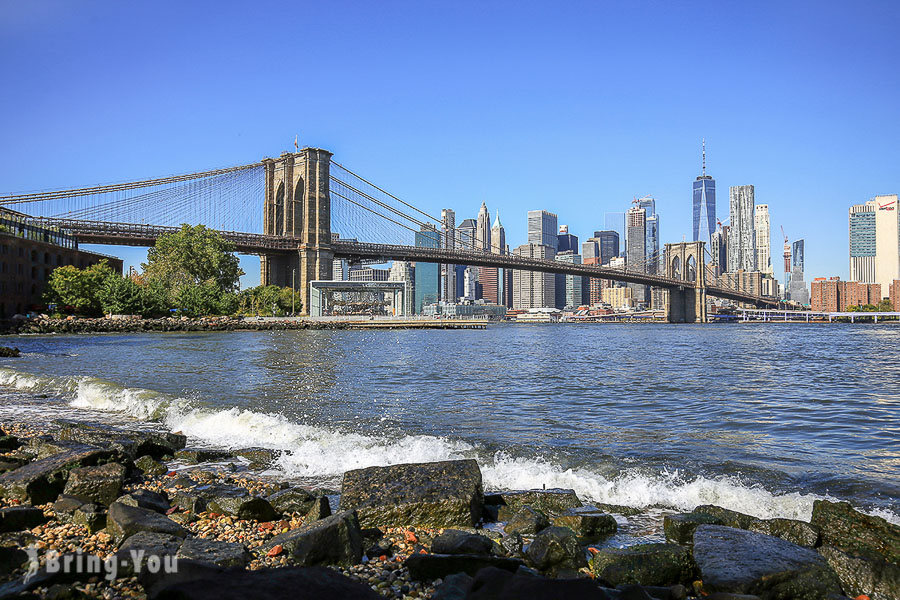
<box><xmin>32</xmin><ymin>218</ymin><xmax>779</xmax><ymax>307</ymax></box>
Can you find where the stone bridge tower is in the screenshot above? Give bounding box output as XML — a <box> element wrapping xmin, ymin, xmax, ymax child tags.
<box><xmin>664</xmin><ymin>241</ymin><xmax>707</xmax><ymax>323</ymax></box>
<box><xmin>260</xmin><ymin>148</ymin><xmax>333</xmax><ymax>314</ymax></box>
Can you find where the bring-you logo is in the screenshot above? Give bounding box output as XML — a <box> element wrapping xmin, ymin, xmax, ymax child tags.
<box><xmin>23</xmin><ymin>546</ymin><xmax>178</xmax><ymax>584</ymax></box>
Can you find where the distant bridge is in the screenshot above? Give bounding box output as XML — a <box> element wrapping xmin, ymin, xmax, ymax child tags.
<box><xmin>1</xmin><ymin>147</ymin><xmax>781</xmax><ymax>321</ymax></box>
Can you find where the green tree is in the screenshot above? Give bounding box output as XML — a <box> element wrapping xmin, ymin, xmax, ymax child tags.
<box><xmin>43</xmin><ymin>260</ymin><xmax>115</xmax><ymax>315</ymax></box>
<box><xmin>175</xmin><ymin>281</ymin><xmax>223</xmax><ymax>317</ymax></box>
<box><xmin>238</xmin><ymin>285</ymin><xmax>301</xmax><ymax>316</ymax></box>
<box><xmin>142</xmin><ymin>224</ymin><xmax>243</xmax><ymax>304</ymax></box>
<box><xmin>97</xmin><ymin>275</ymin><xmax>145</xmax><ymax>315</ymax></box>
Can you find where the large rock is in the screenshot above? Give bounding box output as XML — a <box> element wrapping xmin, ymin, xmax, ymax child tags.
<box><xmin>491</xmin><ymin>489</ymin><xmax>582</xmax><ymax>520</ymax></box>
<box><xmin>174</xmin><ymin>448</ymin><xmax>233</xmax><ymax>464</ymax></box>
<box><xmin>552</xmin><ymin>506</ymin><xmax>618</xmax><ymax>539</ymax></box>
<box><xmin>810</xmin><ymin>499</ymin><xmax>900</xmax><ymax>564</ymax></box>
<box><xmin>260</xmin><ymin>509</ymin><xmax>362</xmax><ymax>567</ymax></box>
<box><xmin>194</xmin><ymin>484</ymin><xmax>278</xmax><ymax>521</ymax></box>
<box><xmin>0</xmin><ymin>446</ymin><xmax>115</xmax><ymax>504</ymax></box>
<box><xmin>747</xmin><ymin>518</ymin><xmax>820</xmax><ymax>548</ymax></box>
<box><xmin>525</xmin><ymin>525</ymin><xmax>587</xmax><ymax>575</ymax></box>
<box><xmin>404</xmin><ymin>553</ymin><xmax>524</xmax><ymax>580</ymax></box>
<box><xmin>232</xmin><ymin>447</ymin><xmax>280</xmax><ymax>470</ymax></box>
<box><xmin>304</xmin><ymin>496</ymin><xmax>332</xmax><ymax>522</ymax></box>
<box><xmin>176</xmin><ymin>537</ymin><xmax>250</xmax><ymax>568</ymax></box>
<box><xmin>664</xmin><ymin>512</ymin><xmax>723</xmax><ymax>545</ymax></box>
<box><xmin>590</xmin><ymin>543</ymin><xmax>696</xmax><ymax>586</ymax></box>
<box><xmin>107</xmin><ymin>502</ymin><xmax>188</xmax><ymax>545</ymax></box>
<box><xmin>63</xmin><ymin>462</ymin><xmax>126</xmax><ymax>505</ymax></box>
<box><xmin>431</xmin><ymin>530</ymin><xmax>495</xmax><ymax>556</ymax></box>
<box><xmin>340</xmin><ymin>459</ymin><xmax>484</xmax><ymax>529</ymax></box>
<box><xmin>135</xmin><ymin>455</ymin><xmax>167</xmax><ymax>477</ymax></box>
<box><xmin>117</xmin><ymin>489</ymin><xmax>171</xmax><ymax>514</ymax></box>
<box><xmin>115</xmin><ymin>531</ymin><xmax>182</xmax><ymax>576</ymax></box>
<box><xmin>0</xmin><ymin>506</ymin><xmax>47</xmax><ymax>532</ymax></box>
<box><xmin>818</xmin><ymin>545</ymin><xmax>900</xmax><ymax>600</ymax></box>
<box><xmin>693</xmin><ymin>505</ymin><xmax>759</xmax><ymax>530</ymax></box>
<box><xmin>267</xmin><ymin>487</ymin><xmax>317</xmax><ymax>515</ymax></box>
<box><xmin>692</xmin><ymin>525</ymin><xmax>841</xmax><ymax>598</ymax></box>
<box><xmin>73</xmin><ymin>503</ymin><xmax>107</xmax><ymax>533</ymax></box>
<box><xmin>462</xmin><ymin>566</ymin><xmax>609</xmax><ymax>599</ymax></box>
<box><xmin>55</xmin><ymin>420</ymin><xmax>186</xmax><ymax>460</ymax></box>
<box><xmin>504</xmin><ymin>506</ymin><xmax>550</xmax><ymax>536</ymax></box>
<box><xmin>147</xmin><ymin>566</ymin><xmax>381</xmax><ymax>600</ymax></box>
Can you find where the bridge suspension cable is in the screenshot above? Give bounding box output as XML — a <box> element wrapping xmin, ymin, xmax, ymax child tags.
<box><xmin>0</xmin><ymin>162</ymin><xmax>262</xmax><ymax>204</ymax></box>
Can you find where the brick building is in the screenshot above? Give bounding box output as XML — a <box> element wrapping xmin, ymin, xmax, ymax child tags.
<box><xmin>810</xmin><ymin>276</ymin><xmax>883</xmax><ymax>312</ymax></box>
<box><xmin>890</xmin><ymin>280</ymin><xmax>900</xmax><ymax>312</ymax></box>
<box><xmin>1</xmin><ymin>209</ymin><xmax>123</xmax><ymax>317</ymax></box>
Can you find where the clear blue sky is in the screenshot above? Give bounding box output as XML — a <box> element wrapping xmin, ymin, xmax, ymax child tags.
<box><xmin>1</xmin><ymin>0</ymin><xmax>898</xmax><ymax>287</ymax></box>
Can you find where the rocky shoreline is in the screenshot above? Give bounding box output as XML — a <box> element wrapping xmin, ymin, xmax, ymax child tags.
<box><xmin>1</xmin><ymin>317</ymin><xmax>361</xmax><ymax>335</ymax></box>
<box><xmin>0</xmin><ymin>419</ymin><xmax>895</xmax><ymax>600</ymax></box>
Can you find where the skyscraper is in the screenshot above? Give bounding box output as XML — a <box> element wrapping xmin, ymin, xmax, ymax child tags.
<box><xmin>626</xmin><ymin>206</ymin><xmax>647</xmax><ymax>303</ymax></box>
<box><xmin>388</xmin><ymin>260</ymin><xmax>415</xmax><ymax>316</ymax></box>
<box><xmin>476</xmin><ymin>202</ymin><xmax>491</xmax><ymax>251</ymax></box>
<box><xmin>849</xmin><ymin>200</ymin><xmax>876</xmax><ymax>283</ymax></box>
<box><xmin>639</xmin><ymin>197</ymin><xmax>659</xmax><ymax>274</ymax></box>
<box><xmin>692</xmin><ymin>139</ymin><xmax>716</xmax><ymax>245</ymax></box>
<box><xmin>788</xmin><ymin>239</ymin><xmax>809</xmax><ymax>304</ymax></box>
<box><xmin>414</xmin><ymin>225</ymin><xmax>441</xmax><ymax>313</ymax></box>
<box><xmin>513</xmin><ymin>243</ymin><xmax>555</xmax><ymax>309</ymax></box>
<box><xmin>754</xmin><ymin>204</ymin><xmax>772</xmax><ymax>275</ymax></box>
<box><xmin>476</xmin><ymin>203</ymin><xmax>493</xmax><ymax>301</ymax></box>
<box><xmin>594</xmin><ymin>230</ymin><xmax>620</xmax><ymax>265</ymax></box>
<box><xmin>441</xmin><ymin>209</ymin><xmax>456</xmax><ymax>303</ymax></box>
<box><xmin>488</xmin><ymin>212</ymin><xmax>506</xmax><ymax>305</ymax></box>
<box><xmin>727</xmin><ymin>185</ymin><xmax>757</xmax><ymax>272</ymax></box>
<box><xmin>528</xmin><ymin>210</ymin><xmax>558</xmax><ymax>249</ymax></box>
<box><xmin>555</xmin><ymin>251</ymin><xmax>582</xmax><ymax>309</ymax></box>
<box><xmin>557</xmin><ymin>225</ymin><xmax>578</xmax><ymax>253</ymax></box>
<box><xmin>710</xmin><ymin>227</ymin><xmax>727</xmax><ymax>277</ymax></box>
<box><xmin>457</xmin><ymin>218</ymin><xmax>477</xmax><ymax>251</ymax></box>
<box><xmin>874</xmin><ymin>194</ymin><xmax>900</xmax><ymax>295</ymax></box>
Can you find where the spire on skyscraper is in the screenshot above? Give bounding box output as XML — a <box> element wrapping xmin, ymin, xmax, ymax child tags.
<box><xmin>702</xmin><ymin>138</ymin><xmax>706</xmax><ymax>176</ymax></box>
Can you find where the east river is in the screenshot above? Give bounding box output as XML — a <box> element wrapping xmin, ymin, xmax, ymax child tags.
<box><xmin>1</xmin><ymin>323</ymin><xmax>898</xmax><ymax>532</ymax></box>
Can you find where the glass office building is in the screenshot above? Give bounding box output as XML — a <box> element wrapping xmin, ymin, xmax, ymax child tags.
<box><xmin>414</xmin><ymin>226</ymin><xmax>441</xmax><ymax>313</ymax></box>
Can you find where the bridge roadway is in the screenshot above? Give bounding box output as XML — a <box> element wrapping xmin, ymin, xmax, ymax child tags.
<box><xmin>37</xmin><ymin>218</ymin><xmax>779</xmax><ymax>307</ymax></box>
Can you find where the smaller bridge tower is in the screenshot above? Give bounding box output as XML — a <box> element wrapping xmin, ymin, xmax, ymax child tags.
<box><xmin>260</xmin><ymin>148</ymin><xmax>333</xmax><ymax>314</ymax></box>
<box><xmin>664</xmin><ymin>241</ymin><xmax>707</xmax><ymax>323</ymax></box>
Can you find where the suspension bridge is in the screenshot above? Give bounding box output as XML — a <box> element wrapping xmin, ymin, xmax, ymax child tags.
<box><xmin>0</xmin><ymin>147</ymin><xmax>779</xmax><ymax>322</ymax></box>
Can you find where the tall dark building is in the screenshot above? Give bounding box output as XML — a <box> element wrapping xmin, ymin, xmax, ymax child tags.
<box><xmin>557</xmin><ymin>225</ymin><xmax>578</xmax><ymax>253</ymax></box>
<box><xmin>594</xmin><ymin>230</ymin><xmax>620</xmax><ymax>265</ymax></box>
<box><xmin>692</xmin><ymin>139</ymin><xmax>716</xmax><ymax>246</ymax></box>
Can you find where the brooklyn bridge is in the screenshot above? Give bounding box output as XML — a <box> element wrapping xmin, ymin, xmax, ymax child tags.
<box><xmin>0</xmin><ymin>147</ymin><xmax>780</xmax><ymax>322</ymax></box>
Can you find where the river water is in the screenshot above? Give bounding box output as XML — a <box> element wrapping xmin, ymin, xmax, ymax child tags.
<box><xmin>0</xmin><ymin>323</ymin><xmax>898</xmax><ymax>528</ymax></box>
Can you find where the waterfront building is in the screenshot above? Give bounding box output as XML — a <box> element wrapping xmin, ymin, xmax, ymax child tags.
<box><xmin>602</xmin><ymin>286</ymin><xmax>633</xmax><ymax>309</ymax></box>
<box><xmin>388</xmin><ymin>260</ymin><xmax>415</xmax><ymax>316</ymax></box>
<box><xmin>512</xmin><ymin>243</ymin><xmax>555</xmax><ymax>309</ymax></box>
<box><xmin>874</xmin><ymin>194</ymin><xmax>900</xmax><ymax>294</ymax></box>
<box><xmin>0</xmin><ymin>208</ymin><xmax>124</xmax><ymax>317</ymax></box>
<box><xmin>626</xmin><ymin>206</ymin><xmax>647</xmax><ymax>303</ymax></box>
<box><xmin>849</xmin><ymin>200</ymin><xmax>876</xmax><ymax>284</ymax></box>
<box><xmin>528</xmin><ymin>210</ymin><xmax>558</xmax><ymax>250</ymax></box>
<box><xmin>441</xmin><ymin>209</ymin><xmax>456</xmax><ymax>303</ymax></box>
<box><xmin>842</xmin><ymin>281</ymin><xmax>882</xmax><ymax>308</ymax></box>
<box><xmin>811</xmin><ymin>277</ymin><xmax>841</xmax><ymax>312</ymax></box>
<box><xmin>787</xmin><ymin>239</ymin><xmax>809</xmax><ymax>304</ymax></box>
<box><xmin>348</xmin><ymin>266</ymin><xmax>389</xmax><ymax>281</ymax></box>
<box><xmin>422</xmin><ymin>301</ymin><xmax>507</xmax><ymax>319</ymax></box>
<box><xmin>891</xmin><ymin>279</ymin><xmax>900</xmax><ymax>311</ymax></box>
<box><xmin>604</xmin><ymin>212</ymin><xmax>626</xmax><ymax>258</ymax></box>
<box><xmin>755</xmin><ymin>204</ymin><xmax>772</xmax><ymax>275</ymax></box>
<box><xmin>692</xmin><ymin>139</ymin><xmax>716</xmax><ymax>246</ymax></box>
<box><xmin>554</xmin><ymin>251</ymin><xmax>582</xmax><ymax>309</ymax></box>
<box><xmin>727</xmin><ymin>185</ymin><xmax>756</xmax><ymax>272</ymax></box>
<box><xmin>414</xmin><ymin>225</ymin><xmax>441</xmax><ymax>313</ymax></box>
<box><xmin>717</xmin><ymin>270</ymin><xmax>778</xmax><ymax>298</ymax></box>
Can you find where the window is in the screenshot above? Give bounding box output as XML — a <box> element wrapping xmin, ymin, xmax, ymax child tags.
<box><xmin>31</xmin><ymin>250</ymin><xmax>37</xmax><ymax>262</ymax></box>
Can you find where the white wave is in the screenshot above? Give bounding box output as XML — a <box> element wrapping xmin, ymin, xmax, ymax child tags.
<box><xmin>3</xmin><ymin>365</ymin><xmax>898</xmax><ymax>525</ymax></box>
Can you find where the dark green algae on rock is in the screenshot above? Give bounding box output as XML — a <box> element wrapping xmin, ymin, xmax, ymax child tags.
<box><xmin>340</xmin><ymin>459</ymin><xmax>484</xmax><ymax>529</ymax></box>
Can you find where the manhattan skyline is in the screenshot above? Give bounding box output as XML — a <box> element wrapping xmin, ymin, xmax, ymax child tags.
<box><xmin>0</xmin><ymin>1</ymin><xmax>897</xmax><ymax>287</ymax></box>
